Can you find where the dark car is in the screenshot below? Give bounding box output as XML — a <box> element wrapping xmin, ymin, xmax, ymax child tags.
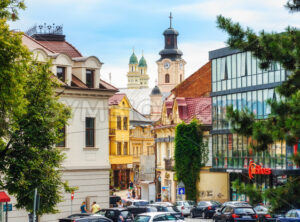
<box><xmin>213</xmin><ymin>203</ymin><xmax>258</xmax><ymax>222</ymax></box>
<box><xmin>277</xmin><ymin>209</ymin><xmax>300</xmax><ymax>222</ymax></box>
<box><xmin>254</xmin><ymin>205</ymin><xmax>276</xmax><ymax>222</ymax></box>
<box><xmin>149</xmin><ymin>204</ymin><xmax>184</xmax><ymax>220</ymax></box>
<box><xmin>96</xmin><ymin>208</ymin><xmax>134</xmax><ymax>222</ymax></box>
<box><xmin>190</xmin><ymin>201</ymin><xmax>221</xmax><ymax>218</ymax></box>
<box><xmin>59</xmin><ymin>215</ymin><xmax>112</xmax><ymax>222</ymax></box>
<box><xmin>127</xmin><ymin>206</ymin><xmax>157</xmax><ymax>217</ymax></box>
<box><xmin>110</xmin><ymin>196</ymin><xmax>122</xmax><ymax>208</ymax></box>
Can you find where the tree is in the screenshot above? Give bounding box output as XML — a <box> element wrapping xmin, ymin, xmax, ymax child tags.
<box><xmin>0</xmin><ymin>2</ymin><xmax>71</xmax><ymax>215</ymax></box>
<box><xmin>232</xmin><ymin>180</ymin><xmax>263</xmax><ymax>206</ymax></box>
<box><xmin>174</xmin><ymin>119</ymin><xmax>208</xmax><ymax>201</ymax></box>
<box><xmin>216</xmin><ymin>1</ymin><xmax>300</xmax><ymax>212</ymax></box>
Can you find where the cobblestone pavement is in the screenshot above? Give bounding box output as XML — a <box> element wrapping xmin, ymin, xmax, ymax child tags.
<box><xmin>185</xmin><ymin>217</ymin><xmax>213</xmax><ymax>222</ymax></box>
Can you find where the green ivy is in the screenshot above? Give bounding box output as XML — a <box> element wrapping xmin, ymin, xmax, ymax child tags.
<box><xmin>174</xmin><ymin>119</ymin><xmax>208</xmax><ymax>201</ymax></box>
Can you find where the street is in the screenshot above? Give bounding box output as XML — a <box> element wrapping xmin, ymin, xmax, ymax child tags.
<box><xmin>185</xmin><ymin>218</ymin><xmax>213</xmax><ymax>222</ymax></box>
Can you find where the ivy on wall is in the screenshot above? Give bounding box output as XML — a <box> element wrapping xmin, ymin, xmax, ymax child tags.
<box><xmin>174</xmin><ymin>119</ymin><xmax>208</xmax><ymax>201</ymax></box>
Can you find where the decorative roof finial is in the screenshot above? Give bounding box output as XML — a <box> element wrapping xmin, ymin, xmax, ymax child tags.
<box><xmin>169</xmin><ymin>12</ymin><xmax>173</xmax><ymax>28</ymax></box>
<box><xmin>133</xmin><ymin>46</ymin><xmax>135</xmax><ymax>53</ymax></box>
<box><xmin>142</xmin><ymin>49</ymin><xmax>144</xmax><ymax>56</ymax></box>
<box><xmin>155</xmin><ymin>78</ymin><xmax>158</xmax><ymax>85</ymax></box>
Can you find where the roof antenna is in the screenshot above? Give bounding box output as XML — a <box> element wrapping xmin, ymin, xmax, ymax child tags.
<box><xmin>169</xmin><ymin>12</ymin><xmax>173</xmax><ymax>28</ymax></box>
<box><xmin>109</xmin><ymin>72</ymin><xmax>112</xmax><ymax>84</ymax></box>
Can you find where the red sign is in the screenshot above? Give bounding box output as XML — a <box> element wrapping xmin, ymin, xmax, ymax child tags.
<box><xmin>248</xmin><ymin>160</ymin><xmax>271</xmax><ymax>179</ymax></box>
<box><xmin>71</xmin><ymin>191</ymin><xmax>74</xmax><ymax>201</ymax></box>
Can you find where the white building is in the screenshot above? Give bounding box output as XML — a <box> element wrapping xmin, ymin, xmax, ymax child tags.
<box><xmin>3</xmin><ymin>25</ymin><xmax>117</xmax><ymax>222</ymax></box>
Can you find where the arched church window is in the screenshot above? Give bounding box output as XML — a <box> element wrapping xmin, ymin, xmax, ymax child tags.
<box><xmin>165</xmin><ymin>74</ymin><xmax>170</xmax><ymax>83</ymax></box>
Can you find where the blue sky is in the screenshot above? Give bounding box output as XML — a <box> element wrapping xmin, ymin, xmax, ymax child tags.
<box><xmin>10</xmin><ymin>0</ymin><xmax>300</xmax><ymax>88</ymax></box>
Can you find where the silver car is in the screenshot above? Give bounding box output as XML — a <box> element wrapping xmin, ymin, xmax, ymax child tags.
<box><xmin>175</xmin><ymin>201</ymin><xmax>195</xmax><ymax>216</ymax></box>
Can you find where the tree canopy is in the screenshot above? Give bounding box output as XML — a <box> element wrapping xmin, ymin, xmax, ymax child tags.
<box><xmin>0</xmin><ymin>1</ymin><xmax>71</xmax><ymax>215</ymax></box>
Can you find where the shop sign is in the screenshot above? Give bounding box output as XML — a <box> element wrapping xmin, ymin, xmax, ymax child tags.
<box><xmin>248</xmin><ymin>160</ymin><xmax>271</xmax><ymax>179</ymax></box>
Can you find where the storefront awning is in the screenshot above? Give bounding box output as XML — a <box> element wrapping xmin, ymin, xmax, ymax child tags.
<box><xmin>0</xmin><ymin>191</ymin><xmax>10</xmax><ymax>202</ymax></box>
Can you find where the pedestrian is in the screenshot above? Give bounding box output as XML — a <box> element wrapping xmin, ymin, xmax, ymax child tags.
<box><xmin>91</xmin><ymin>201</ymin><xmax>100</xmax><ymax>213</ymax></box>
<box><xmin>129</xmin><ymin>180</ymin><xmax>133</xmax><ymax>190</ymax></box>
<box><xmin>132</xmin><ymin>189</ymin><xmax>136</xmax><ymax>199</ymax></box>
<box><xmin>117</xmin><ymin>199</ymin><xmax>123</xmax><ymax>207</ymax></box>
<box><xmin>127</xmin><ymin>189</ymin><xmax>131</xmax><ymax>199</ymax></box>
<box><xmin>80</xmin><ymin>201</ymin><xmax>88</xmax><ymax>213</ymax></box>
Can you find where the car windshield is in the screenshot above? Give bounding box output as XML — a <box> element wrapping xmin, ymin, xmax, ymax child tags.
<box><xmin>211</xmin><ymin>201</ymin><xmax>221</xmax><ymax>206</ymax></box>
<box><xmin>235</xmin><ymin>208</ymin><xmax>255</xmax><ymax>214</ymax></box>
<box><xmin>254</xmin><ymin>206</ymin><xmax>269</xmax><ymax>213</ymax></box>
<box><xmin>134</xmin><ymin>215</ymin><xmax>151</xmax><ymax>222</ymax></box>
<box><xmin>167</xmin><ymin>207</ymin><xmax>180</xmax><ymax>212</ymax></box>
<box><xmin>134</xmin><ymin>201</ymin><xmax>149</xmax><ymax>206</ymax></box>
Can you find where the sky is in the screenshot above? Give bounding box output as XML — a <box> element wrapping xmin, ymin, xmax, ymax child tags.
<box><xmin>10</xmin><ymin>0</ymin><xmax>300</xmax><ymax>89</ymax></box>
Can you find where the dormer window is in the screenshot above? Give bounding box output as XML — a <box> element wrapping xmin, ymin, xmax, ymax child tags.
<box><xmin>57</xmin><ymin>67</ymin><xmax>65</xmax><ymax>82</ymax></box>
<box><xmin>86</xmin><ymin>69</ymin><xmax>94</xmax><ymax>88</ymax></box>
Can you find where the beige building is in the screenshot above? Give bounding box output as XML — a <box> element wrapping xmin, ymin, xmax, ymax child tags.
<box><xmin>6</xmin><ymin>25</ymin><xmax>118</xmax><ymax>222</ymax></box>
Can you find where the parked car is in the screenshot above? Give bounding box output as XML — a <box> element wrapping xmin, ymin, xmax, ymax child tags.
<box><xmin>254</xmin><ymin>205</ymin><xmax>276</xmax><ymax>222</ymax></box>
<box><xmin>59</xmin><ymin>215</ymin><xmax>112</xmax><ymax>222</ymax></box>
<box><xmin>149</xmin><ymin>204</ymin><xmax>184</xmax><ymax>220</ymax></box>
<box><xmin>126</xmin><ymin>200</ymin><xmax>149</xmax><ymax>207</ymax></box>
<box><xmin>213</xmin><ymin>203</ymin><xmax>258</xmax><ymax>222</ymax></box>
<box><xmin>127</xmin><ymin>206</ymin><xmax>157</xmax><ymax>217</ymax></box>
<box><xmin>133</xmin><ymin>212</ymin><xmax>184</xmax><ymax>222</ymax></box>
<box><xmin>175</xmin><ymin>201</ymin><xmax>195</xmax><ymax>216</ymax></box>
<box><xmin>154</xmin><ymin>202</ymin><xmax>173</xmax><ymax>207</ymax></box>
<box><xmin>277</xmin><ymin>209</ymin><xmax>300</xmax><ymax>222</ymax></box>
<box><xmin>190</xmin><ymin>201</ymin><xmax>221</xmax><ymax>218</ymax></box>
<box><xmin>110</xmin><ymin>195</ymin><xmax>122</xmax><ymax>208</ymax></box>
<box><xmin>97</xmin><ymin>208</ymin><xmax>134</xmax><ymax>222</ymax></box>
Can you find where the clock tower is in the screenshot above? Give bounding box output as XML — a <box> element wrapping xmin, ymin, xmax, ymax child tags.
<box><xmin>157</xmin><ymin>13</ymin><xmax>186</xmax><ymax>93</ymax></box>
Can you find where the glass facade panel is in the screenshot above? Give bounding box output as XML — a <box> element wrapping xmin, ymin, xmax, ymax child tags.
<box><xmin>211</xmin><ymin>50</ymin><xmax>290</xmax><ymax>171</ymax></box>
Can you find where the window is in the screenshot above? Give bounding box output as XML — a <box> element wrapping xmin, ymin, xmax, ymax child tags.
<box><xmin>57</xmin><ymin>66</ymin><xmax>65</xmax><ymax>82</ymax></box>
<box><xmin>86</xmin><ymin>117</ymin><xmax>95</xmax><ymax>147</ymax></box>
<box><xmin>165</xmin><ymin>74</ymin><xmax>170</xmax><ymax>83</ymax></box>
<box><xmin>123</xmin><ymin>117</ymin><xmax>128</xmax><ymax>130</ymax></box>
<box><xmin>180</xmin><ymin>74</ymin><xmax>182</xmax><ymax>82</ymax></box>
<box><xmin>123</xmin><ymin>142</ymin><xmax>128</xmax><ymax>155</ymax></box>
<box><xmin>117</xmin><ymin>142</ymin><xmax>122</xmax><ymax>155</ymax></box>
<box><xmin>86</xmin><ymin>69</ymin><xmax>94</xmax><ymax>88</ymax></box>
<box><xmin>117</xmin><ymin>116</ymin><xmax>122</xmax><ymax>130</ymax></box>
<box><xmin>56</xmin><ymin>125</ymin><xmax>66</xmax><ymax>147</ymax></box>
<box><xmin>220</xmin><ymin>57</ymin><xmax>227</xmax><ymax>80</ymax></box>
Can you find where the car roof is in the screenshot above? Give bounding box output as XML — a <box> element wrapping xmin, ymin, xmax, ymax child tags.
<box><xmin>136</xmin><ymin>212</ymin><xmax>173</xmax><ymax>217</ymax></box>
<box><xmin>101</xmin><ymin>208</ymin><xmax>128</xmax><ymax>211</ymax></box>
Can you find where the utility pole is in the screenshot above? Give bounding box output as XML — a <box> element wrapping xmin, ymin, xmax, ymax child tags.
<box><xmin>33</xmin><ymin>188</ymin><xmax>37</xmax><ymax>222</ymax></box>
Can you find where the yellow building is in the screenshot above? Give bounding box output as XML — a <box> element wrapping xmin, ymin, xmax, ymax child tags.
<box><xmin>109</xmin><ymin>93</ymin><xmax>133</xmax><ymax>189</ymax></box>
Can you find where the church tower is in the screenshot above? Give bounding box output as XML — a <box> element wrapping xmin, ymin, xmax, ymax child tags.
<box><xmin>138</xmin><ymin>54</ymin><xmax>149</xmax><ymax>88</ymax></box>
<box><xmin>127</xmin><ymin>50</ymin><xmax>149</xmax><ymax>89</ymax></box>
<box><xmin>157</xmin><ymin>13</ymin><xmax>186</xmax><ymax>93</ymax></box>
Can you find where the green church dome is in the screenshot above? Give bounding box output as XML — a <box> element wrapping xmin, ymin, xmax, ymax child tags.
<box><xmin>138</xmin><ymin>56</ymin><xmax>147</xmax><ymax>67</ymax></box>
<box><xmin>129</xmin><ymin>52</ymin><xmax>138</xmax><ymax>64</ymax></box>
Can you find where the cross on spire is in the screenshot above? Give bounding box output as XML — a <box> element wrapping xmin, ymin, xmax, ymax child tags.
<box><xmin>169</xmin><ymin>12</ymin><xmax>173</xmax><ymax>28</ymax></box>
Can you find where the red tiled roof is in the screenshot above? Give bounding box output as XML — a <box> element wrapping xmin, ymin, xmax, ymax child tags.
<box><xmin>71</xmin><ymin>75</ymin><xmax>88</xmax><ymax>88</ymax></box>
<box><xmin>177</xmin><ymin>97</ymin><xmax>212</xmax><ymax>125</ymax></box>
<box><xmin>100</xmin><ymin>79</ymin><xmax>118</xmax><ymax>91</ymax></box>
<box><xmin>37</xmin><ymin>40</ymin><xmax>82</xmax><ymax>58</ymax></box>
<box><xmin>109</xmin><ymin>93</ymin><xmax>126</xmax><ymax>105</ymax></box>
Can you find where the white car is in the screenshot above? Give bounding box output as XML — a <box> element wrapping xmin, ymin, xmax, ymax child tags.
<box><xmin>154</xmin><ymin>202</ymin><xmax>173</xmax><ymax>207</ymax></box>
<box><xmin>175</xmin><ymin>201</ymin><xmax>195</xmax><ymax>216</ymax></box>
<box><xmin>134</xmin><ymin>212</ymin><xmax>184</xmax><ymax>222</ymax></box>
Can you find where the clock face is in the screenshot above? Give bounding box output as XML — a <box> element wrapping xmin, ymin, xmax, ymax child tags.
<box><xmin>180</xmin><ymin>63</ymin><xmax>183</xmax><ymax>69</ymax></box>
<box><xmin>164</xmin><ymin>62</ymin><xmax>170</xmax><ymax>69</ymax></box>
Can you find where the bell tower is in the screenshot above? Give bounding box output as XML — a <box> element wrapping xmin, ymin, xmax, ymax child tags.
<box><xmin>157</xmin><ymin>13</ymin><xmax>186</xmax><ymax>93</ymax></box>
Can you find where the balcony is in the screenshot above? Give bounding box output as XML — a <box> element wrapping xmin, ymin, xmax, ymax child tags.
<box><xmin>165</xmin><ymin>158</ymin><xmax>174</xmax><ymax>171</ymax></box>
<box><xmin>109</xmin><ymin>129</ymin><xmax>116</xmax><ymax>136</ymax></box>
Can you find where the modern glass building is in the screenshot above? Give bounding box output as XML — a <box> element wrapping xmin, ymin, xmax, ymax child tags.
<box><xmin>209</xmin><ymin>47</ymin><xmax>299</xmax><ymax>201</ymax></box>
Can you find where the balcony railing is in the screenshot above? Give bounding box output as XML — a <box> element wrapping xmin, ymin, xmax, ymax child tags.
<box><xmin>165</xmin><ymin>158</ymin><xmax>174</xmax><ymax>171</ymax></box>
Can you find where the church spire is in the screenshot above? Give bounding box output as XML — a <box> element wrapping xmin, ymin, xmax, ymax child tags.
<box><xmin>169</xmin><ymin>12</ymin><xmax>173</xmax><ymax>28</ymax></box>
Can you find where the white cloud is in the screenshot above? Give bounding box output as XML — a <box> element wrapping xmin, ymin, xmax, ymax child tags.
<box><xmin>174</xmin><ymin>0</ymin><xmax>300</xmax><ymax>31</ymax></box>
